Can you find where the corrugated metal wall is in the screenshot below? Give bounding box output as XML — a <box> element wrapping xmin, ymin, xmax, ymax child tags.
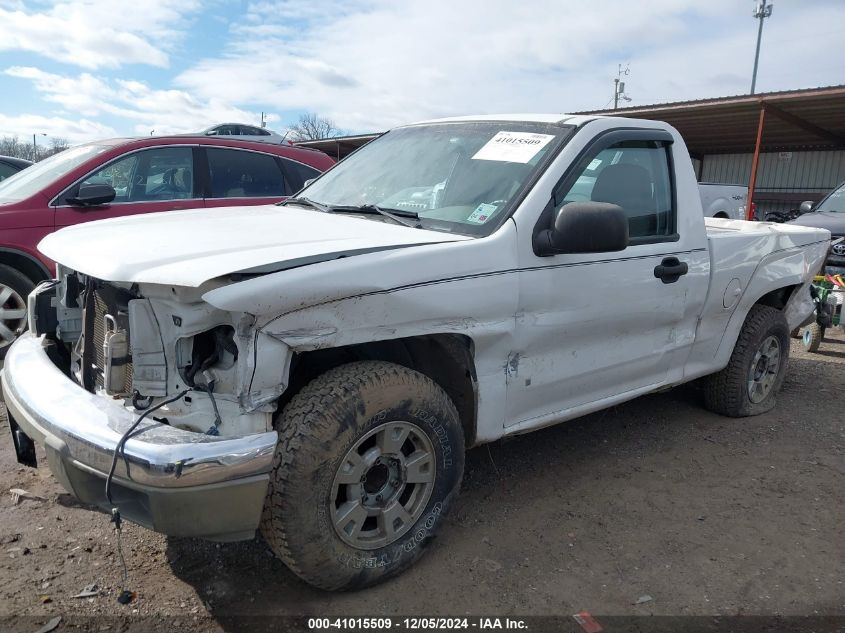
<box><xmin>700</xmin><ymin>150</ymin><xmax>845</xmax><ymax>216</ymax></box>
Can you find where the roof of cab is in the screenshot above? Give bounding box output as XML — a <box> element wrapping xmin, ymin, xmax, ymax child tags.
<box><xmin>407</xmin><ymin>113</ymin><xmax>603</xmax><ymax>127</ymax></box>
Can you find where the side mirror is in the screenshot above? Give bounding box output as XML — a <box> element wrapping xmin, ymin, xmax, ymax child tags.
<box><xmin>67</xmin><ymin>183</ymin><xmax>116</xmax><ymax>206</ymax></box>
<box><xmin>303</xmin><ymin>178</ymin><xmax>316</xmax><ymax>188</ymax></box>
<box><xmin>206</xmin><ymin>130</ymin><xmax>219</xmax><ymax>136</ymax></box>
<box><xmin>799</xmin><ymin>200</ymin><xmax>814</xmax><ymax>213</ymax></box>
<box><xmin>535</xmin><ymin>202</ymin><xmax>629</xmax><ymax>255</ymax></box>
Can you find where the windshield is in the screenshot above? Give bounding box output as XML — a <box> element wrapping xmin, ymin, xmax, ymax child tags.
<box><xmin>296</xmin><ymin>121</ymin><xmax>571</xmax><ymax>236</ymax></box>
<box><xmin>816</xmin><ymin>182</ymin><xmax>845</xmax><ymax>213</ymax></box>
<box><xmin>0</xmin><ymin>144</ymin><xmax>110</xmax><ymax>203</ymax></box>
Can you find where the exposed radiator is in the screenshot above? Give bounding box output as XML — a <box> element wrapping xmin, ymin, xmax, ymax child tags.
<box><xmin>84</xmin><ymin>286</ymin><xmax>133</xmax><ymax>395</ymax></box>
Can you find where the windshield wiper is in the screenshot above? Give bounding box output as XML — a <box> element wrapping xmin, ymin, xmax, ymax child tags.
<box><xmin>281</xmin><ymin>198</ymin><xmax>422</xmax><ymax>228</ymax></box>
<box><xmin>280</xmin><ymin>196</ymin><xmax>330</xmax><ymax>213</ymax></box>
<box><xmin>331</xmin><ymin>204</ymin><xmax>422</xmax><ymax>229</ymax></box>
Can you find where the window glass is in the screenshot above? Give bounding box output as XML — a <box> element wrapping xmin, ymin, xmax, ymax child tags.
<box><xmin>0</xmin><ymin>144</ymin><xmax>109</xmax><ymax>203</ymax></box>
<box><xmin>0</xmin><ymin>163</ymin><xmax>17</xmax><ymax>181</ymax></box>
<box><xmin>816</xmin><ymin>182</ymin><xmax>845</xmax><ymax>213</ymax></box>
<box><xmin>207</xmin><ymin>148</ymin><xmax>286</xmax><ymax>198</ymax></box>
<box><xmin>281</xmin><ymin>158</ymin><xmax>321</xmax><ymax>192</ymax></box>
<box><xmin>300</xmin><ymin>122</ymin><xmax>569</xmax><ymax>236</ymax></box>
<box><xmin>558</xmin><ymin>140</ymin><xmax>673</xmax><ymax>239</ymax></box>
<box><xmin>124</xmin><ymin>147</ymin><xmax>193</xmax><ymax>202</ymax></box>
<box><xmin>79</xmin><ymin>153</ymin><xmax>139</xmax><ymax>202</ymax></box>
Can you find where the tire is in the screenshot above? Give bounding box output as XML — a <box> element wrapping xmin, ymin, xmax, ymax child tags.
<box><xmin>802</xmin><ymin>323</ymin><xmax>824</xmax><ymax>353</ymax></box>
<box><xmin>0</xmin><ymin>265</ymin><xmax>34</xmax><ymax>359</ymax></box>
<box><xmin>261</xmin><ymin>361</ymin><xmax>465</xmax><ymax>591</ymax></box>
<box><xmin>703</xmin><ymin>305</ymin><xmax>789</xmax><ymax>417</ymax></box>
<box><xmin>790</xmin><ymin>328</ymin><xmax>801</xmax><ymax>339</ymax></box>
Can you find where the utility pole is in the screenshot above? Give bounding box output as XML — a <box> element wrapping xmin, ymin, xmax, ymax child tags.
<box><xmin>260</xmin><ymin>112</ymin><xmax>267</xmax><ymax>128</ymax></box>
<box><xmin>32</xmin><ymin>132</ymin><xmax>45</xmax><ymax>161</ymax></box>
<box><xmin>613</xmin><ymin>64</ymin><xmax>631</xmax><ymax>110</ymax></box>
<box><xmin>750</xmin><ymin>0</ymin><xmax>773</xmax><ymax>95</ymax></box>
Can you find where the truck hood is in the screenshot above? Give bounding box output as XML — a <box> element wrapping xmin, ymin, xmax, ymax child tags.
<box><xmin>788</xmin><ymin>211</ymin><xmax>845</xmax><ymax>234</ymax></box>
<box><xmin>39</xmin><ymin>204</ymin><xmax>467</xmax><ymax>286</ymax></box>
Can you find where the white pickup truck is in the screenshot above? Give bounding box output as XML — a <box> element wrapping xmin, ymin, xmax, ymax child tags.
<box><xmin>3</xmin><ymin>114</ymin><xmax>829</xmax><ymax>591</ymax></box>
<box><xmin>698</xmin><ymin>182</ymin><xmax>749</xmax><ymax>220</ymax></box>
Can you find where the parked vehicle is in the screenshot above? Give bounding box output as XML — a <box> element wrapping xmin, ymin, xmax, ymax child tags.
<box><xmin>3</xmin><ymin>114</ymin><xmax>829</xmax><ymax>591</ymax></box>
<box><xmin>788</xmin><ymin>181</ymin><xmax>845</xmax><ymax>273</ymax></box>
<box><xmin>200</xmin><ymin>123</ymin><xmax>288</xmax><ymax>144</ymax></box>
<box><xmin>0</xmin><ymin>136</ymin><xmax>332</xmax><ymax>351</ymax></box>
<box><xmin>697</xmin><ymin>182</ymin><xmax>748</xmax><ymax>220</ymax></box>
<box><xmin>765</xmin><ymin>209</ymin><xmax>798</xmax><ymax>223</ymax></box>
<box><xmin>799</xmin><ymin>273</ymin><xmax>845</xmax><ymax>352</ymax></box>
<box><xmin>0</xmin><ymin>155</ymin><xmax>32</xmax><ymax>181</ymax></box>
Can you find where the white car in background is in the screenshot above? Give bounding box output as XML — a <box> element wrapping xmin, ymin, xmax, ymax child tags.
<box><xmin>200</xmin><ymin>123</ymin><xmax>288</xmax><ymax>144</ymax></box>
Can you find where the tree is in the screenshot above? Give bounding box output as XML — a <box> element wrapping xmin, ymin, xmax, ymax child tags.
<box><xmin>47</xmin><ymin>137</ymin><xmax>69</xmax><ymax>157</ymax></box>
<box><xmin>287</xmin><ymin>112</ymin><xmax>343</xmax><ymax>141</ymax></box>
<box><xmin>0</xmin><ymin>135</ymin><xmax>69</xmax><ymax>162</ymax></box>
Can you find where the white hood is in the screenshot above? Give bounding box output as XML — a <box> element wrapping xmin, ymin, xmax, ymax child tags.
<box><xmin>39</xmin><ymin>204</ymin><xmax>467</xmax><ymax>286</ymax></box>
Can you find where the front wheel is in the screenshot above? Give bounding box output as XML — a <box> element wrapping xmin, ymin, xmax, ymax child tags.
<box><xmin>703</xmin><ymin>305</ymin><xmax>789</xmax><ymax>417</ymax></box>
<box><xmin>261</xmin><ymin>361</ymin><xmax>464</xmax><ymax>590</ymax></box>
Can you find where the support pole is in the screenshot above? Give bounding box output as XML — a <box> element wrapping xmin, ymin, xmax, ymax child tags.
<box><xmin>747</xmin><ymin>105</ymin><xmax>766</xmax><ymax>220</ymax></box>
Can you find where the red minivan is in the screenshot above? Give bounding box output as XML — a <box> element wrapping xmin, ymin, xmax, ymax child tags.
<box><xmin>0</xmin><ymin>136</ymin><xmax>334</xmax><ymax>351</ymax></box>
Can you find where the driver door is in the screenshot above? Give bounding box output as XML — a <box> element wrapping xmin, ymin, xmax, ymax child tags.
<box><xmin>55</xmin><ymin>146</ymin><xmax>202</xmax><ymax>228</ymax></box>
<box><xmin>507</xmin><ymin>130</ymin><xmax>709</xmax><ymax>426</ymax></box>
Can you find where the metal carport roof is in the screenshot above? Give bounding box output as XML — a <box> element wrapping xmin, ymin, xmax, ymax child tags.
<box><xmin>580</xmin><ymin>85</ymin><xmax>845</xmax><ymax>156</ymax></box>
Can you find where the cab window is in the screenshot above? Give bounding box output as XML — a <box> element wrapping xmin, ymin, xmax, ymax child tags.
<box><xmin>558</xmin><ymin>140</ymin><xmax>674</xmax><ymax>239</ymax></box>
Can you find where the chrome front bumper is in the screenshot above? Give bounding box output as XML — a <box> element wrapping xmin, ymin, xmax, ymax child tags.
<box><xmin>2</xmin><ymin>333</ymin><xmax>278</xmax><ymax>541</ymax></box>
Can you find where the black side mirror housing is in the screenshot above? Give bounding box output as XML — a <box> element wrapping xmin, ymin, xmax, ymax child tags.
<box><xmin>535</xmin><ymin>202</ymin><xmax>629</xmax><ymax>255</ymax></box>
<box><xmin>799</xmin><ymin>200</ymin><xmax>814</xmax><ymax>214</ymax></box>
<box><xmin>67</xmin><ymin>183</ymin><xmax>116</xmax><ymax>206</ymax></box>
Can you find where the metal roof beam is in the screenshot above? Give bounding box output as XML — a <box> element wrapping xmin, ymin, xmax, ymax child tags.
<box><xmin>762</xmin><ymin>102</ymin><xmax>845</xmax><ymax>147</ymax></box>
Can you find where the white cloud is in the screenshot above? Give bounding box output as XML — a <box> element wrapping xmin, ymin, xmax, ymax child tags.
<box><xmin>4</xmin><ymin>0</ymin><xmax>844</xmax><ymax>142</ymax></box>
<box><xmin>4</xmin><ymin>66</ymin><xmax>266</xmax><ymax>138</ymax></box>
<box><xmin>0</xmin><ymin>0</ymin><xmax>202</xmax><ymax>69</ymax></box>
<box><xmin>0</xmin><ymin>112</ymin><xmax>116</xmax><ymax>143</ymax></box>
<box><xmin>174</xmin><ymin>0</ymin><xmax>845</xmax><ymax>132</ymax></box>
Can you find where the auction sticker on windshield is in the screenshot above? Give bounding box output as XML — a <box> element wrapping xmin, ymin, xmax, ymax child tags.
<box><xmin>472</xmin><ymin>131</ymin><xmax>555</xmax><ymax>163</ymax></box>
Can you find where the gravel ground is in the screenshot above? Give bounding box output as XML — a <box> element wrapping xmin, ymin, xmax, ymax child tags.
<box><xmin>0</xmin><ymin>332</ymin><xmax>843</xmax><ymax>631</ymax></box>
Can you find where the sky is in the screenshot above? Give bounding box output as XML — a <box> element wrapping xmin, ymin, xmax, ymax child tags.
<box><xmin>0</xmin><ymin>0</ymin><xmax>843</xmax><ymax>143</ymax></box>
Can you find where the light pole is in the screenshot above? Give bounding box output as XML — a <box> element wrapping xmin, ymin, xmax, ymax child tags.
<box><xmin>32</xmin><ymin>132</ymin><xmax>46</xmax><ymax>161</ymax></box>
<box><xmin>750</xmin><ymin>1</ymin><xmax>773</xmax><ymax>95</ymax></box>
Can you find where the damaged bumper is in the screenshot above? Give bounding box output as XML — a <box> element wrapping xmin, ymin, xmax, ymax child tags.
<box><xmin>2</xmin><ymin>333</ymin><xmax>278</xmax><ymax>541</ymax></box>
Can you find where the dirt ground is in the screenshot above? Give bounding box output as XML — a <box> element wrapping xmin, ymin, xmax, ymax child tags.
<box><xmin>0</xmin><ymin>331</ymin><xmax>843</xmax><ymax>631</ymax></box>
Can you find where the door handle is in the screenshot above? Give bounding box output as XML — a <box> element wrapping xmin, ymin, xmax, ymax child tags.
<box><xmin>654</xmin><ymin>257</ymin><xmax>688</xmax><ymax>284</ymax></box>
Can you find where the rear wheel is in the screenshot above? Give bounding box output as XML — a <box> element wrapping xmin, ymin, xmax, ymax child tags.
<box><xmin>261</xmin><ymin>361</ymin><xmax>464</xmax><ymax>590</ymax></box>
<box><xmin>0</xmin><ymin>265</ymin><xmax>34</xmax><ymax>358</ymax></box>
<box><xmin>802</xmin><ymin>323</ymin><xmax>824</xmax><ymax>353</ymax></box>
<box><xmin>704</xmin><ymin>305</ymin><xmax>789</xmax><ymax>417</ymax></box>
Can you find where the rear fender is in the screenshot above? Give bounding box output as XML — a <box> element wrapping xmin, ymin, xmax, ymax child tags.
<box><xmin>712</xmin><ymin>241</ymin><xmax>827</xmax><ymax>369</ymax></box>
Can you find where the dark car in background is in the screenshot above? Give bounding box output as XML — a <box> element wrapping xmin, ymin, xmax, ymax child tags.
<box><xmin>789</xmin><ymin>181</ymin><xmax>845</xmax><ymax>273</ymax></box>
<box><xmin>0</xmin><ymin>156</ymin><xmax>33</xmax><ymax>182</ymax></box>
<box><xmin>0</xmin><ymin>135</ymin><xmax>333</xmax><ymax>352</ymax></box>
